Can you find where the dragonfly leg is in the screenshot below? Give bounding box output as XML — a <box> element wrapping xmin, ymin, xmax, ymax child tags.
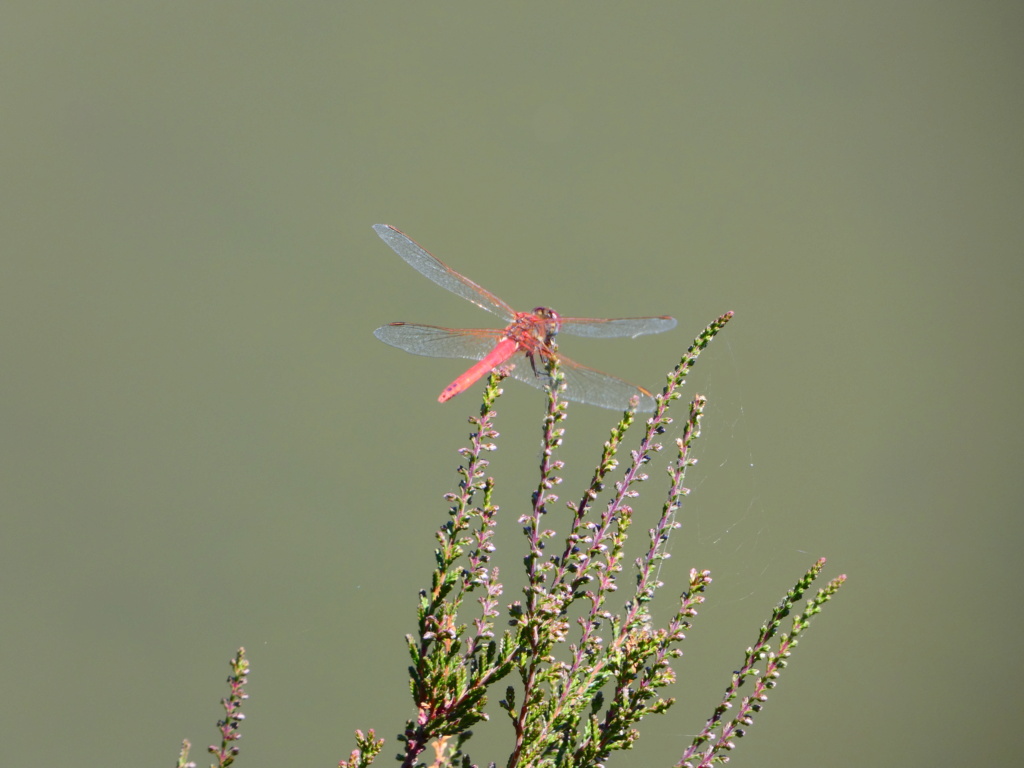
<box><xmin>525</xmin><ymin>350</ymin><xmax>559</xmax><ymax>388</ymax></box>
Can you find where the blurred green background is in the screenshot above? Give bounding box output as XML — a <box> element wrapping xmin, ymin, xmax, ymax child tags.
<box><xmin>2</xmin><ymin>3</ymin><xmax>1021</xmax><ymax>766</ymax></box>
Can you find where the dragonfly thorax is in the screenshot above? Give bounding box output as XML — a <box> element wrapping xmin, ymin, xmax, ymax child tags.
<box><xmin>502</xmin><ymin>308</ymin><xmax>561</xmax><ymax>352</ymax></box>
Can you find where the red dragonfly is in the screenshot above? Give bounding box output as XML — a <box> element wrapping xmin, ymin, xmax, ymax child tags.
<box><xmin>372</xmin><ymin>224</ymin><xmax>677</xmax><ymax>411</ymax></box>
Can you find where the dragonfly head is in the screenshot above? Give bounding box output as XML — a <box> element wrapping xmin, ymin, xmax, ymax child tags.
<box><xmin>531</xmin><ymin>306</ymin><xmax>561</xmax><ymax>343</ymax></box>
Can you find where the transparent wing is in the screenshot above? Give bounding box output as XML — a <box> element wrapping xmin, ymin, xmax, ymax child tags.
<box><xmin>505</xmin><ymin>353</ymin><xmax>661</xmax><ymax>412</ymax></box>
<box><xmin>373</xmin><ymin>224</ymin><xmax>516</xmax><ymax>322</ymax></box>
<box><xmin>375</xmin><ymin>324</ymin><xmax>661</xmax><ymax>411</ymax></box>
<box><xmin>558</xmin><ymin>315</ymin><xmax>677</xmax><ymax>338</ymax></box>
<box><xmin>373</xmin><ymin>323</ymin><xmax>503</xmax><ymax>361</ymax></box>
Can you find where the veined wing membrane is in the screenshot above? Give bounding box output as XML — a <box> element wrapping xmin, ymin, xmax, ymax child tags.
<box><xmin>374</xmin><ymin>323</ymin><xmax>661</xmax><ymax>411</ymax></box>
<box><xmin>558</xmin><ymin>315</ymin><xmax>677</xmax><ymax>338</ymax></box>
<box><xmin>373</xmin><ymin>224</ymin><xmax>516</xmax><ymax>322</ymax></box>
<box><xmin>504</xmin><ymin>353</ymin><xmax>661</xmax><ymax>412</ymax></box>
<box><xmin>373</xmin><ymin>323</ymin><xmax>504</xmax><ymax>361</ymax></box>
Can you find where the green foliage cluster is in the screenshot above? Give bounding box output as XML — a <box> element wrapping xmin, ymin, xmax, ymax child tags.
<box><xmin>179</xmin><ymin>311</ymin><xmax>845</xmax><ymax>768</ymax></box>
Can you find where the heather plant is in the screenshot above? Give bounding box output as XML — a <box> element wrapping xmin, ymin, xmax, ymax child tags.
<box><xmin>178</xmin><ymin>310</ymin><xmax>845</xmax><ymax>768</ymax></box>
